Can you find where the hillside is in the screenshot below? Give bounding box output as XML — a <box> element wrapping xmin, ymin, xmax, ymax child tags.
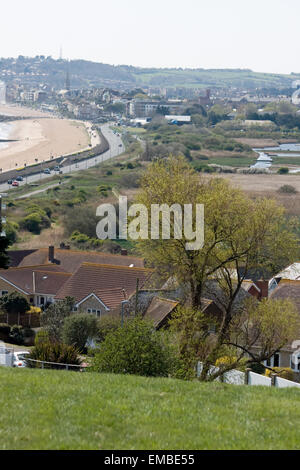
<box><xmin>1</xmin><ymin>56</ymin><xmax>300</xmax><ymax>90</ymax></box>
<box><xmin>1</xmin><ymin>367</ymin><xmax>300</xmax><ymax>450</ymax></box>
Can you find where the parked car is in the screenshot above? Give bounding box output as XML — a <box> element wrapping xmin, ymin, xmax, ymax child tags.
<box><xmin>13</xmin><ymin>351</ymin><xmax>30</xmax><ymax>368</ymax></box>
<box><xmin>7</xmin><ymin>179</ymin><xmax>13</xmax><ymax>185</ymax></box>
<box><xmin>12</xmin><ymin>181</ymin><xmax>19</xmax><ymax>187</ymax></box>
<box><xmin>44</xmin><ymin>168</ymin><xmax>51</xmax><ymax>174</ymax></box>
<box><xmin>16</xmin><ymin>176</ymin><xmax>23</xmax><ymax>182</ymax></box>
<box><xmin>54</xmin><ymin>165</ymin><xmax>60</xmax><ymax>171</ymax></box>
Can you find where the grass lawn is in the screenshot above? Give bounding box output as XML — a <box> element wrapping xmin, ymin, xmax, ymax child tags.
<box><xmin>1</xmin><ymin>368</ymin><xmax>300</xmax><ymax>450</ymax></box>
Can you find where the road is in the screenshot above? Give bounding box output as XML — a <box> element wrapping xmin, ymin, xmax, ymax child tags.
<box><xmin>0</xmin><ymin>124</ymin><xmax>124</xmax><ymax>194</ymax></box>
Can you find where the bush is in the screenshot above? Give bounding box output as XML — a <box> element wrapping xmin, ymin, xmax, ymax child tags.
<box><xmin>9</xmin><ymin>325</ymin><xmax>24</xmax><ymax>345</ymax></box>
<box><xmin>34</xmin><ymin>329</ymin><xmax>50</xmax><ymax>346</ymax></box>
<box><xmin>19</xmin><ymin>211</ymin><xmax>50</xmax><ymax>234</ymax></box>
<box><xmin>40</xmin><ymin>297</ymin><xmax>74</xmax><ymax>342</ymax></box>
<box><xmin>265</xmin><ymin>367</ymin><xmax>295</xmax><ymax>381</ymax></box>
<box><xmin>0</xmin><ymin>323</ymin><xmax>10</xmax><ymax>341</ymax></box>
<box><xmin>5</xmin><ymin>221</ymin><xmax>19</xmax><ymax>244</ymax></box>
<box><xmin>277</xmin><ymin>184</ymin><xmax>298</xmax><ymax>194</ymax></box>
<box><xmin>97</xmin><ymin>315</ymin><xmax>121</xmax><ymax>342</ymax></box>
<box><xmin>70</xmin><ymin>231</ymin><xmax>90</xmax><ymax>244</ymax></box>
<box><xmin>62</xmin><ymin>314</ymin><xmax>98</xmax><ymax>352</ymax></box>
<box><xmin>90</xmin><ymin>316</ymin><xmax>177</xmax><ymax>377</ymax></box>
<box><xmin>27</xmin><ymin>342</ymin><xmax>81</xmax><ymax>369</ymax></box>
<box><xmin>0</xmin><ymin>292</ymin><xmax>30</xmax><ymax>316</ymax></box>
<box><xmin>277</xmin><ymin>167</ymin><xmax>289</xmax><ymax>174</ymax></box>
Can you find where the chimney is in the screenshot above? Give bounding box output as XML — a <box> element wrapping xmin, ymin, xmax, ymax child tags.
<box><xmin>48</xmin><ymin>246</ymin><xmax>55</xmax><ymax>263</ymax></box>
<box><xmin>255</xmin><ymin>280</ymin><xmax>269</xmax><ymax>299</ymax></box>
<box><xmin>121</xmin><ymin>249</ymin><xmax>128</xmax><ymax>256</ymax></box>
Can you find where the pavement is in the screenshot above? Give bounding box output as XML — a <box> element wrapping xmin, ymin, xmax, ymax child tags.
<box><xmin>0</xmin><ymin>123</ymin><xmax>124</xmax><ymax>195</ymax></box>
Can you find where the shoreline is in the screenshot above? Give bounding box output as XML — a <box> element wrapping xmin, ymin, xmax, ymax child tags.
<box><xmin>0</xmin><ymin>114</ymin><xmax>99</xmax><ymax>173</ymax></box>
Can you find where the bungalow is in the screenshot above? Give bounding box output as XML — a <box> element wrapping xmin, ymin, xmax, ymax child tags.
<box><xmin>0</xmin><ymin>265</ymin><xmax>71</xmax><ymax>307</ymax></box>
<box><xmin>55</xmin><ymin>262</ymin><xmax>153</xmax><ymax>317</ymax></box>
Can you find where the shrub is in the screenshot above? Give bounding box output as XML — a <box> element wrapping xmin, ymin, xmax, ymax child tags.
<box><xmin>97</xmin><ymin>315</ymin><xmax>121</xmax><ymax>342</ymax></box>
<box><xmin>9</xmin><ymin>325</ymin><xmax>24</xmax><ymax>345</ymax></box>
<box><xmin>0</xmin><ymin>323</ymin><xmax>10</xmax><ymax>341</ymax></box>
<box><xmin>27</xmin><ymin>342</ymin><xmax>81</xmax><ymax>369</ymax></box>
<box><xmin>70</xmin><ymin>231</ymin><xmax>90</xmax><ymax>244</ymax></box>
<box><xmin>90</xmin><ymin>316</ymin><xmax>177</xmax><ymax>377</ymax></box>
<box><xmin>277</xmin><ymin>167</ymin><xmax>289</xmax><ymax>174</ymax></box>
<box><xmin>0</xmin><ymin>292</ymin><xmax>30</xmax><ymax>316</ymax></box>
<box><xmin>5</xmin><ymin>221</ymin><xmax>19</xmax><ymax>244</ymax></box>
<box><xmin>40</xmin><ymin>297</ymin><xmax>74</xmax><ymax>342</ymax></box>
<box><xmin>265</xmin><ymin>367</ymin><xmax>295</xmax><ymax>381</ymax></box>
<box><xmin>22</xmin><ymin>327</ymin><xmax>35</xmax><ymax>338</ymax></box>
<box><xmin>19</xmin><ymin>211</ymin><xmax>50</xmax><ymax>234</ymax></box>
<box><xmin>277</xmin><ymin>184</ymin><xmax>298</xmax><ymax>194</ymax></box>
<box><xmin>35</xmin><ymin>329</ymin><xmax>50</xmax><ymax>346</ymax></box>
<box><xmin>62</xmin><ymin>314</ymin><xmax>98</xmax><ymax>352</ymax></box>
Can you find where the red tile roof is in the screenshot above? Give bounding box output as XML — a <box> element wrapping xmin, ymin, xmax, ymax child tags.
<box><xmin>55</xmin><ymin>262</ymin><xmax>153</xmax><ymax>309</ymax></box>
<box><xmin>144</xmin><ymin>297</ymin><xmax>179</xmax><ymax>328</ymax></box>
<box><xmin>18</xmin><ymin>248</ymin><xmax>145</xmax><ymax>272</ymax></box>
<box><xmin>0</xmin><ymin>265</ymin><xmax>71</xmax><ymax>295</ymax></box>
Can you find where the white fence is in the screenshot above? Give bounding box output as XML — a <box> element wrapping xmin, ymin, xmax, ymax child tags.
<box><xmin>197</xmin><ymin>362</ymin><xmax>300</xmax><ymax>389</ymax></box>
<box><xmin>275</xmin><ymin>376</ymin><xmax>300</xmax><ymax>389</ymax></box>
<box><xmin>248</xmin><ymin>371</ymin><xmax>272</xmax><ymax>387</ymax></box>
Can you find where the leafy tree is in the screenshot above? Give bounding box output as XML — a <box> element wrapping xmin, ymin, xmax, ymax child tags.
<box><xmin>0</xmin><ymin>235</ymin><xmax>11</xmax><ymax>269</ymax></box>
<box><xmin>90</xmin><ymin>316</ymin><xmax>177</xmax><ymax>377</ymax></box>
<box><xmin>62</xmin><ymin>314</ymin><xmax>98</xmax><ymax>352</ymax></box>
<box><xmin>0</xmin><ymin>292</ymin><xmax>30</xmax><ymax>315</ymax></box>
<box><xmin>40</xmin><ymin>297</ymin><xmax>75</xmax><ymax>342</ymax></box>
<box><xmin>135</xmin><ymin>156</ymin><xmax>299</xmax><ymax>380</ymax></box>
<box><xmin>97</xmin><ymin>315</ymin><xmax>121</xmax><ymax>342</ymax></box>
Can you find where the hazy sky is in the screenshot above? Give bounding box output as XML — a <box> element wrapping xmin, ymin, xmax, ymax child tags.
<box><xmin>1</xmin><ymin>0</ymin><xmax>300</xmax><ymax>74</ymax></box>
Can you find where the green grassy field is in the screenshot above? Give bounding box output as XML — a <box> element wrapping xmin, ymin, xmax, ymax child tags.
<box><xmin>1</xmin><ymin>368</ymin><xmax>300</xmax><ymax>450</ymax></box>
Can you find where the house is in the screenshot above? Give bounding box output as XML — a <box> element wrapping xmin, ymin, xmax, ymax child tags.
<box><xmin>143</xmin><ymin>297</ymin><xmax>179</xmax><ymax>329</ymax></box>
<box><xmin>0</xmin><ymin>246</ymin><xmax>151</xmax><ymax>320</ymax></box>
<box><xmin>0</xmin><ymin>264</ymin><xmax>71</xmax><ymax>307</ymax></box>
<box><xmin>8</xmin><ymin>246</ymin><xmax>145</xmax><ymax>272</ymax></box>
<box><xmin>55</xmin><ymin>262</ymin><xmax>153</xmax><ymax>316</ymax></box>
<box><xmin>268</xmin><ymin>279</ymin><xmax>300</xmax><ymax>373</ymax></box>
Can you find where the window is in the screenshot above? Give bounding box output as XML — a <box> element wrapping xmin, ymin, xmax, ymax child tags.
<box><xmin>1</xmin><ymin>291</ymin><xmax>8</xmax><ymax>296</ymax></box>
<box><xmin>87</xmin><ymin>309</ymin><xmax>92</xmax><ymax>313</ymax></box>
<box><xmin>96</xmin><ymin>310</ymin><xmax>101</xmax><ymax>318</ymax></box>
<box><xmin>92</xmin><ymin>309</ymin><xmax>96</xmax><ymax>314</ymax></box>
<box><xmin>265</xmin><ymin>353</ymin><xmax>280</xmax><ymax>368</ymax></box>
<box><xmin>291</xmin><ymin>353</ymin><xmax>300</xmax><ymax>371</ymax></box>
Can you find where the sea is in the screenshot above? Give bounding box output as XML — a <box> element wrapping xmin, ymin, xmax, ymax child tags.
<box><xmin>0</xmin><ymin>122</ymin><xmax>12</xmax><ymax>150</ymax></box>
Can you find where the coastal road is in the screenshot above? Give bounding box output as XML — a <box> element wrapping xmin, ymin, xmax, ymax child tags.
<box><xmin>0</xmin><ymin>124</ymin><xmax>124</xmax><ymax>194</ymax></box>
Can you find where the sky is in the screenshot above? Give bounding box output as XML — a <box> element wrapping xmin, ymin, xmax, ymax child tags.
<box><xmin>1</xmin><ymin>0</ymin><xmax>300</xmax><ymax>74</ymax></box>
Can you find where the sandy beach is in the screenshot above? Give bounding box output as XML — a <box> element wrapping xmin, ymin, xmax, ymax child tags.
<box><xmin>0</xmin><ymin>105</ymin><xmax>99</xmax><ymax>172</ymax></box>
